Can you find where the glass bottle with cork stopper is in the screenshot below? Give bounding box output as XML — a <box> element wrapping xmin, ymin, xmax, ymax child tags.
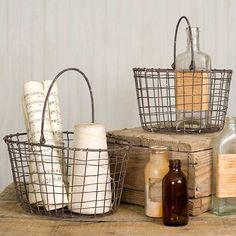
<box><xmin>144</xmin><ymin>146</ymin><xmax>169</xmax><ymax>218</ymax></box>
<box><xmin>162</xmin><ymin>159</ymin><xmax>188</xmax><ymax>226</ymax></box>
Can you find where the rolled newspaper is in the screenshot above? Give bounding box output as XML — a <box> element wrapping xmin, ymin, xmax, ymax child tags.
<box><xmin>42</xmin><ymin>80</ymin><xmax>64</xmax><ymax>147</ymax></box>
<box><xmin>22</xmin><ymin>96</ymin><xmax>43</xmax><ymax>204</ymax></box>
<box><xmin>23</xmin><ymin>81</ymin><xmax>68</xmax><ymax>210</ymax></box>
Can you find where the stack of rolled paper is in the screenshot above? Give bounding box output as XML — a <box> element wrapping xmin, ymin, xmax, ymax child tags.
<box><xmin>22</xmin><ymin>80</ymin><xmax>68</xmax><ymax>211</ymax></box>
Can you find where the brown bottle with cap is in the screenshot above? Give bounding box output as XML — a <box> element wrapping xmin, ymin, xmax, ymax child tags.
<box><xmin>162</xmin><ymin>159</ymin><xmax>188</xmax><ymax>226</ymax></box>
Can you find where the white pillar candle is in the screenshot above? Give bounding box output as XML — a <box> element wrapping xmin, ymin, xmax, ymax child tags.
<box><xmin>68</xmin><ymin>123</ymin><xmax>112</xmax><ymax>214</ymax></box>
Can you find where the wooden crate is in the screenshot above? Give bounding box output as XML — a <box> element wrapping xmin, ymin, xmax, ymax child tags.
<box><xmin>108</xmin><ymin>127</ymin><xmax>218</xmax><ymax>216</ymax></box>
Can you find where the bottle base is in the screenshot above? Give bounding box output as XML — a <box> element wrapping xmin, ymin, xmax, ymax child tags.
<box><xmin>211</xmin><ymin>209</ymin><xmax>236</xmax><ymax>216</ymax></box>
<box><xmin>212</xmin><ymin>197</ymin><xmax>236</xmax><ymax>216</ymax></box>
<box><xmin>163</xmin><ymin>216</ymin><xmax>188</xmax><ymax>227</ymax></box>
<box><xmin>176</xmin><ymin>119</ymin><xmax>206</xmax><ymax>132</ymax></box>
<box><xmin>163</xmin><ymin>221</ymin><xmax>188</xmax><ymax>227</ymax></box>
<box><xmin>176</xmin><ymin>110</ymin><xmax>209</xmax><ymax>132</ymax></box>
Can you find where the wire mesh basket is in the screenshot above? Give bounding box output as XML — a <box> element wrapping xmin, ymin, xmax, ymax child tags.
<box><xmin>134</xmin><ymin>68</ymin><xmax>232</xmax><ymax>133</ymax></box>
<box><xmin>4</xmin><ymin>68</ymin><xmax>130</xmax><ymax>218</ymax></box>
<box><xmin>133</xmin><ymin>17</ymin><xmax>232</xmax><ymax>133</ymax></box>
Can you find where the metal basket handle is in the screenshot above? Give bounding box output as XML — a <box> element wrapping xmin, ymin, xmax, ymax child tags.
<box><xmin>39</xmin><ymin>67</ymin><xmax>95</xmax><ymax>145</ymax></box>
<box><xmin>172</xmin><ymin>16</ymin><xmax>196</xmax><ymax>71</ymax></box>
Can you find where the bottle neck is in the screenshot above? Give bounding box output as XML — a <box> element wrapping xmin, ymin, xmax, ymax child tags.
<box><xmin>186</xmin><ymin>27</ymin><xmax>200</xmax><ymax>51</ymax></box>
<box><xmin>169</xmin><ymin>166</ymin><xmax>181</xmax><ymax>172</ymax></box>
<box><xmin>149</xmin><ymin>146</ymin><xmax>169</xmax><ymax>162</ymax></box>
<box><xmin>169</xmin><ymin>160</ymin><xmax>181</xmax><ymax>172</ymax></box>
<box><xmin>150</xmin><ymin>152</ymin><xmax>168</xmax><ymax>162</ymax></box>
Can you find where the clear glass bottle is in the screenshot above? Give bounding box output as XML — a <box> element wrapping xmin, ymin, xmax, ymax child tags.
<box><xmin>212</xmin><ymin>117</ymin><xmax>236</xmax><ymax>215</ymax></box>
<box><xmin>162</xmin><ymin>159</ymin><xmax>188</xmax><ymax>226</ymax></box>
<box><xmin>175</xmin><ymin>27</ymin><xmax>211</xmax><ymax>131</ymax></box>
<box><xmin>144</xmin><ymin>146</ymin><xmax>169</xmax><ymax>218</ymax></box>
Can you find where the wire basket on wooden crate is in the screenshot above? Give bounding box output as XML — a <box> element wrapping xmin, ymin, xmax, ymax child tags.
<box><xmin>133</xmin><ymin>17</ymin><xmax>232</xmax><ymax>133</ymax></box>
<box><xmin>4</xmin><ymin>68</ymin><xmax>130</xmax><ymax>218</ymax></box>
<box><xmin>134</xmin><ymin>68</ymin><xmax>232</xmax><ymax>133</ymax></box>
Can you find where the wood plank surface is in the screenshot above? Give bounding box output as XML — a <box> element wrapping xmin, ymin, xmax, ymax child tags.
<box><xmin>108</xmin><ymin>127</ymin><xmax>218</xmax><ymax>152</ymax></box>
<box><xmin>1</xmin><ymin>184</ymin><xmax>236</xmax><ymax>236</ymax></box>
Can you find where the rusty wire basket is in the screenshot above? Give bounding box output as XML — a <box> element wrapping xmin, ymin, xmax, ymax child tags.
<box><xmin>134</xmin><ymin>68</ymin><xmax>232</xmax><ymax>133</ymax></box>
<box><xmin>133</xmin><ymin>17</ymin><xmax>232</xmax><ymax>133</ymax></box>
<box><xmin>4</xmin><ymin>68</ymin><xmax>130</xmax><ymax>218</ymax></box>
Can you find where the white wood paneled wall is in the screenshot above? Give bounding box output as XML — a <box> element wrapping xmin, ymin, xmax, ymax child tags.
<box><xmin>0</xmin><ymin>0</ymin><xmax>236</xmax><ymax>191</ymax></box>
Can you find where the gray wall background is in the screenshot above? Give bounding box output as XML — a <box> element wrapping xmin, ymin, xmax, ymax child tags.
<box><xmin>1</xmin><ymin>0</ymin><xmax>236</xmax><ymax>191</ymax></box>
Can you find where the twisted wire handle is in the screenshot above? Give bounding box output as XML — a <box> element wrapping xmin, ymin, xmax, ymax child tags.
<box><xmin>40</xmin><ymin>68</ymin><xmax>95</xmax><ymax>144</ymax></box>
<box><xmin>172</xmin><ymin>16</ymin><xmax>196</xmax><ymax>71</ymax></box>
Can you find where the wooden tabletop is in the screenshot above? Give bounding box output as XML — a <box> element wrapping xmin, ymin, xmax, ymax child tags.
<box><xmin>1</xmin><ymin>184</ymin><xmax>236</xmax><ymax>236</ymax></box>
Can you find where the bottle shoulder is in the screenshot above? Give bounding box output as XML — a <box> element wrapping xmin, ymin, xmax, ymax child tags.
<box><xmin>213</xmin><ymin>131</ymin><xmax>236</xmax><ymax>154</ymax></box>
<box><xmin>145</xmin><ymin>161</ymin><xmax>169</xmax><ymax>178</ymax></box>
<box><xmin>163</xmin><ymin>170</ymin><xmax>187</xmax><ymax>183</ymax></box>
<box><xmin>176</xmin><ymin>50</ymin><xmax>211</xmax><ymax>70</ymax></box>
<box><xmin>176</xmin><ymin>49</ymin><xmax>211</xmax><ymax>59</ymax></box>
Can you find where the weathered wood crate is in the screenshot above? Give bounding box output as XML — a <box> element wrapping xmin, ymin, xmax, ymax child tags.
<box><xmin>108</xmin><ymin>127</ymin><xmax>218</xmax><ymax>216</ymax></box>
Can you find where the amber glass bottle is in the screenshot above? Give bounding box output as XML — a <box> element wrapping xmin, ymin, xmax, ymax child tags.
<box><xmin>162</xmin><ymin>159</ymin><xmax>188</xmax><ymax>226</ymax></box>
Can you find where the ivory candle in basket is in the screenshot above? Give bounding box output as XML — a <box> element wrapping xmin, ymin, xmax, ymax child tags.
<box><xmin>23</xmin><ymin>81</ymin><xmax>68</xmax><ymax>210</ymax></box>
<box><xmin>68</xmin><ymin>123</ymin><xmax>112</xmax><ymax>214</ymax></box>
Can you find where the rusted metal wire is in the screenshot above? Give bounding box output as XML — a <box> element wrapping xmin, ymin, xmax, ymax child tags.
<box><xmin>133</xmin><ymin>68</ymin><xmax>232</xmax><ymax>133</ymax></box>
<box><xmin>4</xmin><ymin>132</ymin><xmax>129</xmax><ymax>218</ymax></box>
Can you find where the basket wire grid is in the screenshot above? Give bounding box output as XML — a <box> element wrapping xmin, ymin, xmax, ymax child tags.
<box><xmin>4</xmin><ymin>68</ymin><xmax>130</xmax><ymax>218</ymax></box>
<box><xmin>133</xmin><ymin>68</ymin><xmax>232</xmax><ymax>133</ymax></box>
<box><xmin>133</xmin><ymin>16</ymin><xmax>232</xmax><ymax>133</ymax></box>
